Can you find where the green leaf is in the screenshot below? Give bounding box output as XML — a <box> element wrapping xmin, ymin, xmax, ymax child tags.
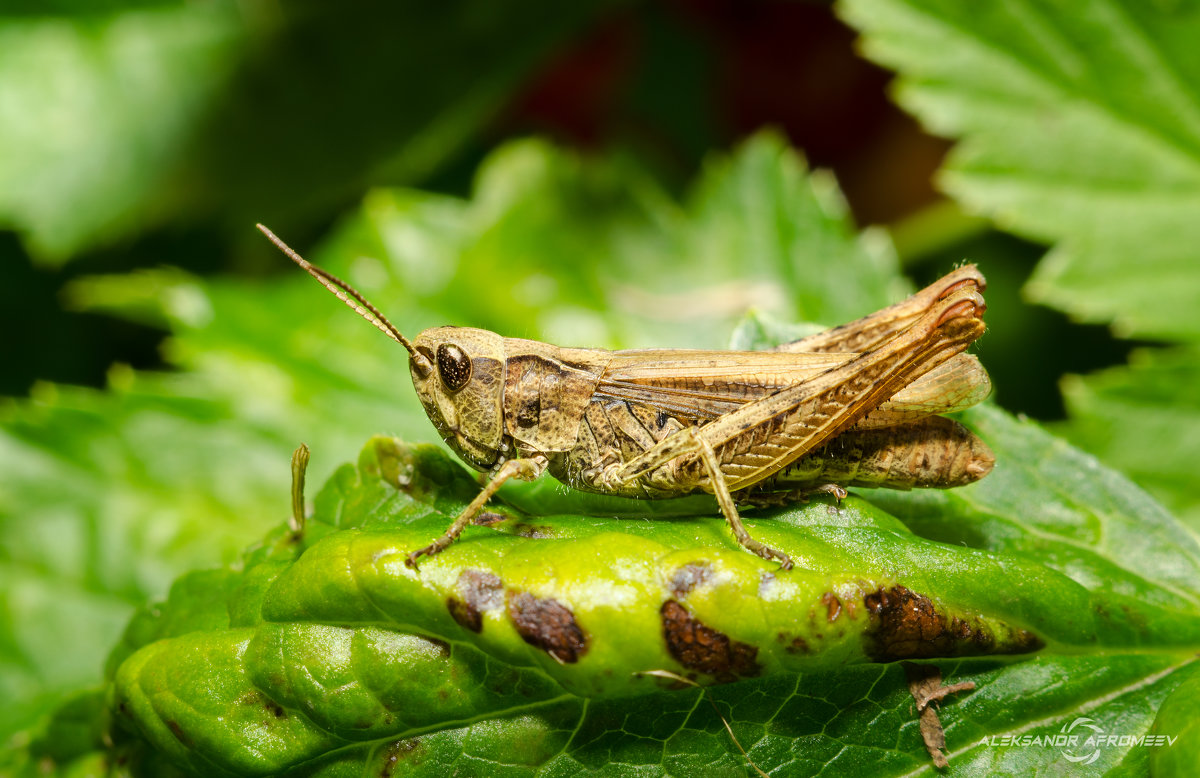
<box><xmin>866</xmin><ymin>404</ymin><xmax>1200</xmax><ymax>609</ymax></box>
<box><xmin>838</xmin><ymin>0</ymin><xmax>1200</xmax><ymax>541</ymax></box>
<box><xmin>1153</xmin><ymin>669</ymin><xmax>1200</xmax><ymax>775</ymax></box>
<box><xmin>332</xmin><ymin>133</ymin><xmax>905</xmax><ymax>352</ymax></box>
<box><xmin>839</xmin><ymin>0</ymin><xmax>1200</xmax><ymax>342</ymax></box>
<box><xmin>1057</xmin><ymin>347</ymin><xmax>1200</xmax><ymax>529</ymax></box>
<box><xmin>99</xmin><ymin>420</ymin><xmax>1200</xmax><ymax>776</ymax></box>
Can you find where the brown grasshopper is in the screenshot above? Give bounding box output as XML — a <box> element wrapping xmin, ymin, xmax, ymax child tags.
<box><xmin>258</xmin><ymin>224</ymin><xmax>992</xmax><ymax>570</ymax></box>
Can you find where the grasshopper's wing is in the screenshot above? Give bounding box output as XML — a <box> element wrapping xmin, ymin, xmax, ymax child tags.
<box><xmin>597</xmin><ymin>264</ymin><xmax>990</xmax><ymax>425</ymax></box>
<box><xmin>598</xmin><ymin>350</ymin><xmax>989</xmax><ymax>426</ymax></box>
<box><xmin>613</xmin><ymin>285</ymin><xmax>988</xmax><ymax>491</ymax></box>
<box><xmin>596</xmin><ymin>349</ymin><xmax>849</xmax><ymax>420</ymax></box>
<box><xmin>856</xmin><ymin>353</ymin><xmax>991</xmax><ymax>428</ymax></box>
<box><xmin>771</xmin><ymin>264</ymin><xmax>986</xmax><ymax>354</ymax></box>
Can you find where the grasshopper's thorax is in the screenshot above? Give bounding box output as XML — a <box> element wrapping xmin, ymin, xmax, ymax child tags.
<box><xmin>499</xmin><ymin>338</ymin><xmax>611</xmax><ymax>455</ymax></box>
<box><xmin>410</xmin><ymin>327</ymin><xmax>508</xmax><ymax>471</ymax></box>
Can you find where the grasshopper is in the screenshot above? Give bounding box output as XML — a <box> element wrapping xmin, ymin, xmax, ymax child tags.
<box><xmin>259</xmin><ymin>224</ymin><xmax>992</xmax><ymax>570</ymax></box>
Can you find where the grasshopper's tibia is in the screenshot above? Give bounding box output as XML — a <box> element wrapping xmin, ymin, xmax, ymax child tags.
<box><xmin>694</xmin><ymin>433</ymin><xmax>795</xmax><ymax>569</ymax></box>
<box><xmin>406</xmin><ymin>455</ymin><xmax>547</xmax><ymax>568</ymax></box>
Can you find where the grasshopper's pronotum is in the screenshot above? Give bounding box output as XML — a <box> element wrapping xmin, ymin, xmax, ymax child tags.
<box><xmin>260</xmin><ymin>225</ymin><xmax>992</xmax><ymax>570</ymax></box>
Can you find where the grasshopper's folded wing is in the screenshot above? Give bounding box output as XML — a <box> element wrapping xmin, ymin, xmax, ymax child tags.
<box><xmin>856</xmin><ymin>353</ymin><xmax>991</xmax><ymax>428</ymax></box>
<box><xmin>773</xmin><ymin>264</ymin><xmax>986</xmax><ymax>354</ymax></box>
<box><xmin>598</xmin><ymin>265</ymin><xmax>989</xmax><ymax>426</ymax></box>
<box><xmin>596</xmin><ymin>349</ymin><xmax>847</xmax><ymax>420</ymax></box>
<box><xmin>596</xmin><ymin>350</ymin><xmax>989</xmax><ymax>426</ymax></box>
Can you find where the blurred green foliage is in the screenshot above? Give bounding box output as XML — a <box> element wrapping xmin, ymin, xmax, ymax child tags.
<box><xmin>0</xmin><ymin>0</ymin><xmax>625</xmax><ymax>262</ymax></box>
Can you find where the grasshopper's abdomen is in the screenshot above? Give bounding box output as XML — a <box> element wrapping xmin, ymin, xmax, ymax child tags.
<box><xmin>552</xmin><ymin>398</ymin><xmax>993</xmax><ymax>498</ymax></box>
<box><xmin>764</xmin><ymin>415</ymin><xmax>994</xmax><ymax>491</ymax></box>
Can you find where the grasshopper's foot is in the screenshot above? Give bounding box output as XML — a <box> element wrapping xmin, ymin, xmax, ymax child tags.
<box><xmin>404</xmin><ymin>547</ymin><xmax>430</xmax><ymax>569</ymax></box>
<box><xmin>408</xmin><ymin>511</ymin><xmax>509</xmax><ymax>568</ymax></box>
<box><xmin>731</xmin><ymin>532</ymin><xmax>794</xmax><ymax>571</ymax></box>
<box><xmin>755</xmin><ymin>542</ymin><xmax>794</xmax><ymax>571</ymax></box>
<box><xmin>406</xmin><ymin>457</ymin><xmax>548</xmax><ymax>570</ymax></box>
<box><xmin>810</xmin><ymin>483</ymin><xmax>848</xmax><ymax>502</ymax></box>
<box><xmin>405</xmin><ymin>535</ymin><xmax>455</xmax><ymax>569</ymax></box>
<box><xmin>769</xmin><ymin>549</ymin><xmax>795</xmax><ymax>571</ymax></box>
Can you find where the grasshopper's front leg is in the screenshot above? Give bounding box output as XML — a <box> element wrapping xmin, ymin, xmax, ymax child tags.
<box><xmin>601</xmin><ymin>286</ymin><xmax>987</xmax><ymax>569</ymax></box>
<box><xmin>406</xmin><ymin>455</ymin><xmax>547</xmax><ymax>567</ymax></box>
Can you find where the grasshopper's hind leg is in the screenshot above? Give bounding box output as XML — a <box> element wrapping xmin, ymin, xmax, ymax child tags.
<box><xmin>692</xmin><ymin>435</ymin><xmax>795</xmax><ymax>570</ymax></box>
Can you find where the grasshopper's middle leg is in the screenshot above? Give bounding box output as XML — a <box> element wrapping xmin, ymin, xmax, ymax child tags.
<box><xmin>593</xmin><ymin>425</ymin><xmax>798</xmax><ymax>569</ymax></box>
<box><xmin>407</xmin><ymin>455</ymin><xmax>547</xmax><ymax>567</ymax></box>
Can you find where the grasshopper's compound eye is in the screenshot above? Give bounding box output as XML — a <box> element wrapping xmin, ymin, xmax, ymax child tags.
<box><xmin>436</xmin><ymin>343</ymin><xmax>472</xmax><ymax>391</ymax></box>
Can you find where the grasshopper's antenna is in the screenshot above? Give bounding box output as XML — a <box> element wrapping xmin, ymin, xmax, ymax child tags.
<box><xmin>256</xmin><ymin>224</ymin><xmax>424</xmax><ymax>363</ymax></box>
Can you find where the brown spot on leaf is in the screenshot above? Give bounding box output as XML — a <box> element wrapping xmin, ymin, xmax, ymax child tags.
<box><xmin>821</xmin><ymin>592</ymin><xmax>843</xmax><ymax>622</ymax></box>
<box><xmin>473</xmin><ymin>511</ymin><xmax>505</xmax><ymax>527</ymax></box>
<box><xmin>660</xmin><ymin>600</ymin><xmax>761</xmax><ymax>683</ymax></box>
<box><xmin>774</xmin><ymin>631</ymin><xmax>811</xmax><ymax>654</ymax></box>
<box><xmin>380</xmin><ymin>738</ymin><xmax>422</xmax><ymax>777</ymax></box>
<box><xmin>509</xmin><ymin>522</ymin><xmax>557</xmax><ymax>539</ymax></box>
<box><xmin>507</xmin><ymin>591</ymin><xmax>588</xmax><ymax>663</ymax></box>
<box><xmin>446</xmin><ymin>596</ymin><xmax>477</xmax><ymax>632</ymax></box>
<box><xmin>446</xmin><ymin>569</ymin><xmax>503</xmax><ymax>633</ymax></box>
<box><xmin>237</xmin><ymin>690</ymin><xmax>287</xmax><ymax>721</ymax></box>
<box><xmin>166</xmin><ymin>720</ymin><xmax>192</xmax><ymax>748</ymax></box>
<box><xmin>670</xmin><ymin>562</ymin><xmax>713</xmax><ymax>598</ymax></box>
<box><xmin>863</xmin><ymin>586</ymin><xmax>1043</xmax><ymax>661</ymax></box>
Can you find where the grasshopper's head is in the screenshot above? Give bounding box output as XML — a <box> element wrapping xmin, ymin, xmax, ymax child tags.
<box><xmin>257</xmin><ymin>225</ymin><xmax>508</xmax><ymax>471</ymax></box>
<box><xmin>409</xmin><ymin>327</ymin><xmax>506</xmax><ymax>470</ymax></box>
